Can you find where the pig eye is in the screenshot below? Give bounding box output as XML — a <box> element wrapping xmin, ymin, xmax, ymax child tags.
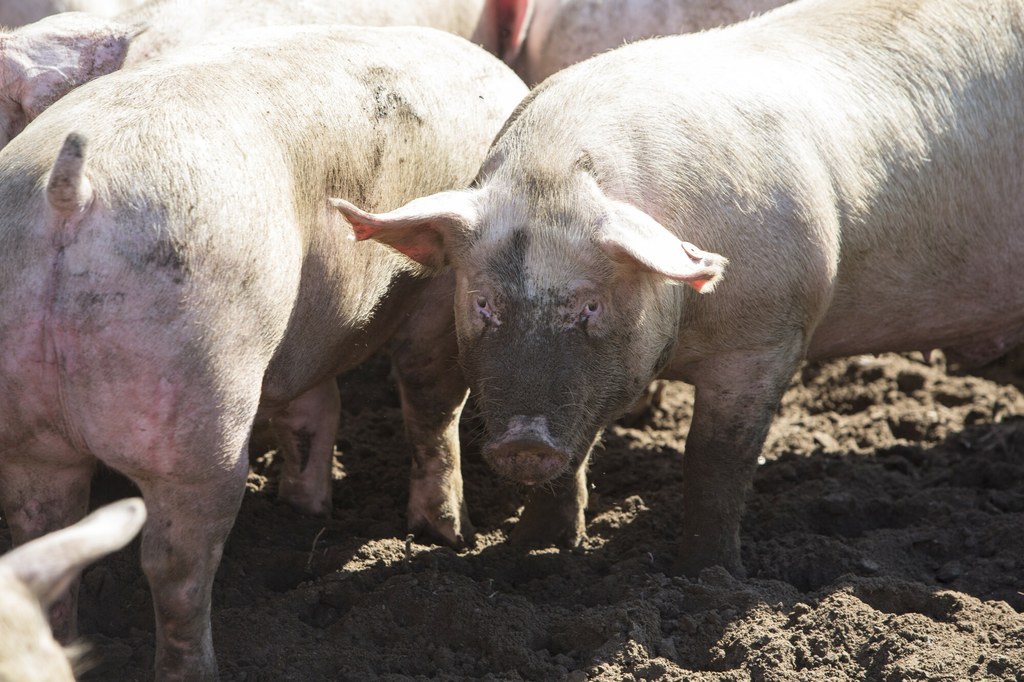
<box><xmin>474</xmin><ymin>295</ymin><xmax>494</xmax><ymax>321</ymax></box>
<box><xmin>578</xmin><ymin>300</ymin><xmax>601</xmax><ymax>324</ymax></box>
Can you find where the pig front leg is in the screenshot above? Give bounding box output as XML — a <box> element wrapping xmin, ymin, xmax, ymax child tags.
<box><xmin>271</xmin><ymin>377</ymin><xmax>340</xmax><ymax>516</ymax></box>
<box><xmin>677</xmin><ymin>347</ymin><xmax>802</xmax><ymax>577</ymax></box>
<box><xmin>391</xmin><ymin>276</ymin><xmax>472</xmax><ymax>548</ymax></box>
<box><xmin>510</xmin><ymin>451</ymin><xmax>590</xmax><ymax>548</ymax></box>
<box><xmin>0</xmin><ymin>444</ymin><xmax>95</xmax><ymax>641</ymax></box>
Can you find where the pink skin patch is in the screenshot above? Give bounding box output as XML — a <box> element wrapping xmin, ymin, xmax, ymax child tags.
<box><xmin>690</xmin><ymin>279</ymin><xmax>709</xmax><ymax>293</ymax></box>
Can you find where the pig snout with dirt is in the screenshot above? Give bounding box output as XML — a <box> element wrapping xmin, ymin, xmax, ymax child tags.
<box><xmin>514</xmin><ymin>0</ymin><xmax>790</xmax><ymax>85</ymax></box>
<box><xmin>0</xmin><ymin>12</ymin><xmax>131</xmax><ymax>148</ymax></box>
<box><xmin>0</xmin><ymin>25</ymin><xmax>526</xmax><ymax>680</ymax></box>
<box><xmin>332</xmin><ymin>0</ymin><xmax>1024</xmax><ymax>576</ymax></box>
<box><xmin>0</xmin><ymin>498</ymin><xmax>145</xmax><ymax>682</ymax></box>
<box><xmin>118</xmin><ymin>0</ymin><xmax>533</xmax><ymax>67</ymax></box>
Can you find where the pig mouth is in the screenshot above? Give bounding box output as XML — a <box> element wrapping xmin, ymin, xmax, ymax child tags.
<box><xmin>483</xmin><ymin>441</ymin><xmax>572</xmax><ymax>486</ymax></box>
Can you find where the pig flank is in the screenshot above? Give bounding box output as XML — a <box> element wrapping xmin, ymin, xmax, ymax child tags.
<box><xmin>0</xmin><ymin>25</ymin><xmax>526</xmax><ymax>680</ymax></box>
<box><xmin>334</xmin><ymin>0</ymin><xmax>1024</xmax><ymax>575</ymax></box>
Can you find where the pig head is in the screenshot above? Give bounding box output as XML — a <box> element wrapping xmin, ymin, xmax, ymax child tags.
<box><xmin>333</xmin><ymin>0</ymin><xmax>1024</xmax><ymax>574</ymax></box>
<box><xmin>332</xmin><ymin>168</ymin><xmax>726</xmax><ymax>546</ymax></box>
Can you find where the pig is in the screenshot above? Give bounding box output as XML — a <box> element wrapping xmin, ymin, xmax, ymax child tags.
<box><xmin>117</xmin><ymin>0</ymin><xmax>533</xmax><ymax>66</ymax></box>
<box><xmin>0</xmin><ymin>0</ymin><xmax>145</xmax><ymax>27</ymax></box>
<box><xmin>514</xmin><ymin>0</ymin><xmax>790</xmax><ymax>85</ymax></box>
<box><xmin>0</xmin><ymin>0</ymin><xmax>533</xmax><ymax>149</ymax></box>
<box><xmin>0</xmin><ymin>12</ymin><xmax>132</xmax><ymax>148</ymax></box>
<box><xmin>331</xmin><ymin>0</ymin><xmax>1024</xmax><ymax>577</ymax></box>
<box><xmin>0</xmin><ymin>497</ymin><xmax>146</xmax><ymax>682</ymax></box>
<box><xmin>0</xmin><ymin>24</ymin><xmax>527</xmax><ymax>680</ymax></box>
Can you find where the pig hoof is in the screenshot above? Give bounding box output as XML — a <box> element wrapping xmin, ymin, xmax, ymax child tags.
<box><xmin>508</xmin><ymin>515</ymin><xmax>584</xmax><ymax>549</ymax></box>
<box><xmin>277</xmin><ymin>487</ymin><xmax>332</xmax><ymax>517</ymax></box>
<box><xmin>408</xmin><ymin>514</ymin><xmax>476</xmax><ymax>551</ymax></box>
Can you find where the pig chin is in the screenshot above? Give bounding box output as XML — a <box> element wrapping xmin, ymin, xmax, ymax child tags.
<box><xmin>482</xmin><ymin>416</ymin><xmax>573</xmax><ymax>486</ymax></box>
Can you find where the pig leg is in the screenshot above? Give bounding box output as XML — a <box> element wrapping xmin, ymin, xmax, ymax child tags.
<box><xmin>133</xmin><ymin>453</ymin><xmax>248</xmax><ymax>682</ymax></box>
<box><xmin>676</xmin><ymin>347</ymin><xmax>802</xmax><ymax>577</ymax></box>
<box><xmin>390</xmin><ymin>276</ymin><xmax>472</xmax><ymax>548</ymax></box>
<box><xmin>0</xmin><ymin>441</ymin><xmax>95</xmax><ymax>641</ymax></box>
<box><xmin>271</xmin><ymin>377</ymin><xmax>340</xmax><ymax>516</ymax></box>
<box><xmin>510</xmin><ymin>450</ymin><xmax>590</xmax><ymax>548</ymax></box>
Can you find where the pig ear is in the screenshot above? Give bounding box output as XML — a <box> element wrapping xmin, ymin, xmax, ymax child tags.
<box><xmin>4</xmin><ymin>12</ymin><xmax>133</xmax><ymax>121</ymax></box>
<box><xmin>329</xmin><ymin>191</ymin><xmax>480</xmax><ymax>272</ymax></box>
<box><xmin>598</xmin><ymin>200</ymin><xmax>727</xmax><ymax>293</ymax></box>
<box><xmin>0</xmin><ymin>498</ymin><xmax>146</xmax><ymax>609</ymax></box>
<box><xmin>480</xmin><ymin>0</ymin><xmax>533</xmax><ymax>64</ymax></box>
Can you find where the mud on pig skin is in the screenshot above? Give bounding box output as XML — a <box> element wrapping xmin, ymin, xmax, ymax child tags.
<box><xmin>332</xmin><ymin>0</ymin><xmax>1024</xmax><ymax>576</ymax></box>
<box><xmin>0</xmin><ymin>24</ymin><xmax>526</xmax><ymax>681</ymax></box>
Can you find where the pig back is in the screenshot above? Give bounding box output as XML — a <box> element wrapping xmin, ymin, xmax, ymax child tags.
<box><xmin>0</xmin><ymin>25</ymin><xmax>527</xmax><ymax>411</ymax></box>
<box><xmin>496</xmin><ymin>0</ymin><xmax>1024</xmax><ymax>362</ymax></box>
<box><xmin>119</xmin><ymin>0</ymin><xmax>488</xmax><ymax>66</ymax></box>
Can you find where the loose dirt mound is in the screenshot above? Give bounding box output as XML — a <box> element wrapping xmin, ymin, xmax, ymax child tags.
<box><xmin>4</xmin><ymin>352</ymin><xmax>1023</xmax><ymax>681</ymax></box>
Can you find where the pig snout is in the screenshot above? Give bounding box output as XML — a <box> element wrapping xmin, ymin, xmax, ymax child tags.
<box><xmin>482</xmin><ymin>416</ymin><xmax>571</xmax><ymax>485</ymax></box>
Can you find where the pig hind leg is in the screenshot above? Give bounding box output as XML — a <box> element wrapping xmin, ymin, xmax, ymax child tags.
<box><xmin>271</xmin><ymin>376</ymin><xmax>340</xmax><ymax>516</ymax></box>
<box><xmin>66</xmin><ymin>361</ymin><xmax>260</xmax><ymax>680</ymax></box>
<box><xmin>0</xmin><ymin>439</ymin><xmax>95</xmax><ymax>641</ymax></box>
<box><xmin>133</xmin><ymin>454</ymin><xmax>248</xmax><ymax>682</ymax></box>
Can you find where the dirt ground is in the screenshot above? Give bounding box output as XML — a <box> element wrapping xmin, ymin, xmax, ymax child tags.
<box><xmin>4</xmin><ymin>350</ymin><xmax>1024</xmax><ymax>681</ymax></box>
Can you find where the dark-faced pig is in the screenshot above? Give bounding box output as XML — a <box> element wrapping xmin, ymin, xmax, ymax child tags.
<box><xmin>332</xmin><ymin>0</ymin><xmax>1024</xmax><ymax>576</ymax></box>
<box><xmin>0</xmin><ymin>498</ymin><xmax>145</xmax><ymax>682</ymax></box>
<box><xmin>0</xmin><ymin>24</ymin><xmax>525</xmax><ymax>680</ymax></box>
<box><xmin>514</xmin><ymin>0</ymin><xmax>791</xmax><ymax>85</ymax></box>
<box><xmin>0</xmin><ymin>12</ymin><xmax>132</xmax><ymax>148</ymax></box>
<box><xmin>118</xmin><ymin>0</ymin><xmax>533</xmax><ymax>67</ymax></box>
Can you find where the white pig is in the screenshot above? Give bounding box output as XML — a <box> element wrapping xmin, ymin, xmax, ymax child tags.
<box><xmin>514</xmin><ymin>0</ymin><xmax>790</xmax><ymax>85</ymax></box>
<box><xmin>0</xmin><ymin>498</ymin><xmax>145</xmax><ymax>682</ymax></box>
<box><xmin>0</xmin><ymin>0</ymin><xmax>145</xmax><ymax>27</ymax></box>
<box><xmin>0</xmin><ymin>0</ymin><xmax>533</xmax><ymax>149</ymax></box>
<box><xmin>0</xmin><ymin>12</ymin><xmax>131</xmax><ymax>148</ymax></box>
<box><xmin>0</xmin><ymin>24</ymin><xmax>526</xmax><ymax>680</ymax></box>
<box><xmin>332</xmin><ymin>0</ymin><xmax>1024</xmax><ymax>576</ymax></box>
<box><xmin>118</xmin><ymin>0</ymin><xmax>533</xmax><ymax>66</ymax></box>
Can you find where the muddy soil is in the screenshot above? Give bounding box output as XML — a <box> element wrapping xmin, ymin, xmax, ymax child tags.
<box><xmin>4</xmin><ymin>351</ymin><xmax>1023</xmax><ymax>681</ymax></box>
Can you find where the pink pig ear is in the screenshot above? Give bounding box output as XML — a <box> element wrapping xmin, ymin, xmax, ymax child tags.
<box><xmin>4</xmin><ymin>12</ymin><xmax>133</xmax><ymax>122</ymax></box>
<box><xmin>598</xmin><ymin>199</ymin><xmax>727</xmax><ymax>293</ymax></box>
<box><xmin>478</xmin><ymin>0</ymin><xmax>534</xmax><ymax>64</ymax></box>
<box><xmin>329</xmin><ymin>191</ymin><xmax>480</xmax><ymax>272</ymax></box>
